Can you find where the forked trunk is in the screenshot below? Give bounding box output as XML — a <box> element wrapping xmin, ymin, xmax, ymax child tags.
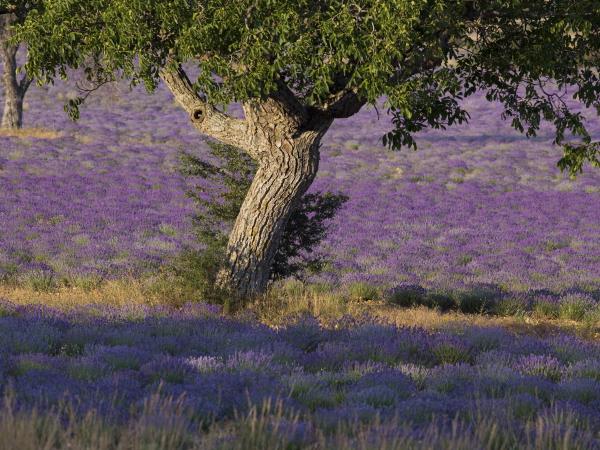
<box><xmin>1</xmin><ymin>13</ymin><xmax>26</xmax><ymax>129</ymax></box>
<box><xmin>216</xmin><ymin>108</ymin><xmax>332</xmax><ymax>299</ymax></box>
<box><xmin>159</xmin><ymin>67</ymin><xmax>337</xmax><ymax>300</ymax></box>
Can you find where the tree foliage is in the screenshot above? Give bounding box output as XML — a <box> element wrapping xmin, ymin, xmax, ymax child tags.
<box><xmin>0</xmin><ymin>1</ymin><xmax>41</xmax><ymax>32</ymax></box>
<box><xmin>0</xmin><ymin>1</ymin><xmax>37</xmax><ymax>15</ymax></box>
<box><xmin>13</xmin><ymin>0</ymin><xmax>600</xmax><ymax>174</ymax></box>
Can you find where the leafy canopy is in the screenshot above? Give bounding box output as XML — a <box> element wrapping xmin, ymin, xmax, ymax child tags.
<box><xmin>15</xmin><ymin>0</ymin><xmax>600</xmax><ymax>173</ymax></box>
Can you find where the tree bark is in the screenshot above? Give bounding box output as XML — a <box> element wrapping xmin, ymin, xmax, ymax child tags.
<box><xmin>216</xmin><ymin>105</ymin><xmax>332</xmax><ymax>298</ymax></box>
<box><xmin>1</xmin><ymin>13</ymin><xmax>30</xmax><ymax>129</ymax></box>
<box><xmin>1</xmin><ymin>42</ymin><xmax>22</xmax><ymax>129</ymax></box>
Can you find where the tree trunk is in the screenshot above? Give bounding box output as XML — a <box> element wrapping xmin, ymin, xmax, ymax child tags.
<box><xmin>216</xmin><ymin>106</ymin><xmax>332</xmax><ymax>299</ymax></box>
<box><xmin>1</xmin><ymin>13</ymin><xmax>26</xmax><ymax>129</ymax></box>
<box><xmin>1</xmin><ymin>43</ymin><xmax>22</xmax><ymax>129</ymax></box>
<box><xmin>160</xmin><ymin>67</ymin><xmax>341</xmax><ymax>300</ymax></box>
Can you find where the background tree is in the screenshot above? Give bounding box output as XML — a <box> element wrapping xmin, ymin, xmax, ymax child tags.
<box><xmin>16</xmin><ymin>0</ymin><xmax>600</xmax><ymax>299</ymax></box>
<box><xmin>0</xmin><ymin>1</ymin><xmax>36</xmax><ymax>129</ymax></box>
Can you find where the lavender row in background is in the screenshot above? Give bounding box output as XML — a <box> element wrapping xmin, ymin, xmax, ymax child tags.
<box><xmin>0</xmin><ymin>78</ymin><xmax>599</xmax><ymax>297</ymax></box>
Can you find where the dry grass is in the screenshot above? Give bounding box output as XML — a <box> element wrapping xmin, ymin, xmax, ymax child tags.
<box><xmin>1</xmin><ymin>279</ymin><xmax>598</xmax><ymax>340</ymax></box>
<box><xmin>0</xmin><ymin>127</ymin><xmax>62</xmax><ymax>140</ymax></box>
<box><xmin>0</xmin><ymin>278</ymin><xmax>156</xmax><ymax>309</ymax></box>
<box><xmin>248</xmin><ymin>286</ymin><xmax>600</xmax><ymax>341</ymax></box>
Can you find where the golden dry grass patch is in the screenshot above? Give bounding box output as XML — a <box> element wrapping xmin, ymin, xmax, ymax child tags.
<box><xmin>0</xmin><ymin>279</ymin><xmax>158</xmax><ymax>310</ymax></box>
<box><xmin>1</xmin><ymin>281</ymin><xmax>598</xmax><ymax>341</ymax></box>
<box><xmin>0</xmin><ymin>127</ymin><xmax>63</xmax><ymax>140</ymax></box>
<box><xmin>252</xmin><ymin>291</ymin><xmax>600</xmax><ymax>340</ymax></box>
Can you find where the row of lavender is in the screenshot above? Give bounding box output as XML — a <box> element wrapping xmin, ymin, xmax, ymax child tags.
<box><xmin>1</xmin><ymin>78</ymin><xmax>599</xmax><ymax>300</ymax></box>
<box><xmin>0</xmin><ymin>300</ymin><xmax>599</xmax><ymax>446</ymax></box>
<box><xmin>314</xmin><ymin>95</ymin><xmax>600</xmax><ymax>297</ymax></box>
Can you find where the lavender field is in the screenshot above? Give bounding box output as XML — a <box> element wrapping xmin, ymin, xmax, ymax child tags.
<box><xmin>1</xmin><ymin>77</ymin><xmax>600</xmax><ymax>448</ymax></box>
<box><xmin>1</xmin><ymin>80</ymin><xmax>599</xmax><ymax>298</ymax></box>
<box><xmin>1</xmin><ymin>300</ymin><xmax>600</xmax><ymax>448</ymax></box>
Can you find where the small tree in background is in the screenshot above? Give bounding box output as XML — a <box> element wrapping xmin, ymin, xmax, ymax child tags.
<box><xmin>16</xmin><ymin>0</ymin><xmax>600</xmax><ymax>299</ymax></box>
<box><xmin>174</xmin><ymin>140</ymin><xmax>347</xmax><ymax>302</ymax></box>
<box><xmin>0</xmin><ymin>1</ymin><xmax>36</xmax><ymax>129</ymax></box>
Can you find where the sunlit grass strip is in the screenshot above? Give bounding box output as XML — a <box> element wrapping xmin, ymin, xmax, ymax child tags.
<box><xmin>0</xmin><ymin>127</ymin><xmax>62</xmax><ymax>139</ymax></box>
<box><xmin>1</xmin><ymin>280</ymin><xmax>597</xmax><ymax>340</ymax></box>
<box><xmin>0</xmin><ymin>278</ymin><xmax>155</xmax><ymax>309</ymax></box>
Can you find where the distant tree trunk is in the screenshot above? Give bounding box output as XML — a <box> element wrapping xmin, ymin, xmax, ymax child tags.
<box><xmin>1</xmin><ymin>42</ymin><xmax>23</xmax><ymax>129</ymax></box>
<box><xmin>215</xmin><ymin>106</ymin><xmax>332</xmax><ymax>298</ymax></box>
<box><xmin>1</xmin><ymin>13</ymin><xmax>30</xmax><ymax>129</ymax></box>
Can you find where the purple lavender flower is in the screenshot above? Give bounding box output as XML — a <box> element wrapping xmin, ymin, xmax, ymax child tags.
<box><xmin>558</xmin><ymin>378</ymin><xmax>600</xmax><ymax>407</ymax></box>
<box><xmin>515</xmin><ymin>354</ymin><xmax>564</xmax><ymax>382</ymax></box>
<box><xmin>566</xmin><ymin>359</ymin><xmax>600</xmax><ymax>381</ymax></box>
<box><xmin>0</xmin><ymin>73</ymin><xmax>598</xmax><ymax>301</ymax></box>
<box><xmin>184</xmin><ymin>355</ymin><xmax>224</xmax><ymax>373</ymax></box>
<box><xmin>431</xmin><ymin>334</ymin><xmax>473</xmax><ymax>365</ymax></box>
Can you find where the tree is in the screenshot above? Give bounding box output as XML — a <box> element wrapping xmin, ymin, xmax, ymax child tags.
<box><xmin>165</xmin><ymin>140</ymin><xmax>347</xmax><ymax>305</ymax></box>
<box><xmin>16</xmin><ymin>0</ymin><xmax>600</xmax><ymax>298</ymax></box>
<box><xmin>0</xmin><ymin>1</ymin><xmax>36</xmax><ymax>129</ymax></box>
<box><xmin>181</xmin><ymin>140</ymin><xmax>348</xmax><ymax>281</ymax></box>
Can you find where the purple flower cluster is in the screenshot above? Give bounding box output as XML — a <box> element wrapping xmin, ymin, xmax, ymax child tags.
<box><xmin>313</xmin><ymin>98</ymin><xmax>600</xmax><ymax>299</ymax></box>
<box><xmin>1</xmin><ymin>300</ymin><xmax>600</xmax><ymax>444</ymax></box>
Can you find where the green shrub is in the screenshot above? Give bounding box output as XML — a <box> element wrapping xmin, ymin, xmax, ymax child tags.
<box><xmin>533</xmin><ymin>299</ymin><xmax>560</xmax><ymax>319</ymax></box>
<box><xmin>308</xmin><ymin>282</ymin><xmax>335</xmax><ymax>296</ymax></box>
<box><xmin>346</xmin><ymin>282</ymin><xmax>380</xmax><ymax>302</ymax></box>
<box><xmin>582</xmin><ymin>304</ymin><xmax>600</xmax><ymax>328</ymax></box>
<box><xmin>385</xmin><ymin>284</ymin><xmax>425</xmax><ymax>307</ymax></box>
<box><xmin>494</xmin><ymin>295</ymin><xmax>530</xmax><ymax>316</ymax></box>
<box><xmin>154</xmin><ymin>245</ymin><xmax>229</xmax><ymax>306</ymax></box>
<box><xmin>456</xmin><ymin>286</ymin><xmax>500</xmax><ymax>314</ymax></box>
<box><xmin>432</xmin><ymin>343</ymin><xmax>472</xmax><ymax>364</ymax></box>
<box><xmin>558</xmin><ymin>294</ymin><xmax>595</xmax><ymax>322</ymax></box>
<box><xmin>424</xmin><ymin>290</ymin><xmax>457</xmax><ymax>311</ymax></box>
<box><xmin>21</xmin><ymin>270</ymin><xmax>57</xmax><ymax>293</ymax></box>
<box><xmin>0</xmin><ymin>262</ymin><xmax>19</xmax><ymax>285</ymax></box>
<box><xmin>177</xmin><ymin>141</ymin><xmax>347</xmax><ymax>302</ymax></box>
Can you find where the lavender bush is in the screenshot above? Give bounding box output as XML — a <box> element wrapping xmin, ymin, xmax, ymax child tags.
<box><xmin>0</xmin><ymin>300</ymin><xmax>599</xmax><ymax>448</ymax></box>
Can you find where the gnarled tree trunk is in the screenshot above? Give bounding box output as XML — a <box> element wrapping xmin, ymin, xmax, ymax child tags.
<box><xmin>161</xmin><ymin>65</ymin><xmax>358</xmax><ymax>299</ymax></box>
<box><xmin>1</xmin><ymin>13</ymin><xmax>30</xmax><ymax>129</ymax></box>
<box><xmin>216</xmin><ymin>104</ymin><xmax>332</xmax><ymax>298</ymax></box>
<box><xmin>1</xmin><ymin>41</ymin><xmax>22</xmax><ymax>129</ymax></box>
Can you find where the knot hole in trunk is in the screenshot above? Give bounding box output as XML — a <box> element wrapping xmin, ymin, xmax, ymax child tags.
<box><xmin>192</xmin><ymin>108</ymin><xmax>204</xmax><ymax>122</ymax></box>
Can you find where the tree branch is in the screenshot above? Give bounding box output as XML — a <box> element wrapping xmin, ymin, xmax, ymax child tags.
<box><xmin>159</xmin><ymin>65</ymin><xmax>253</xmax><ymax>156</ymax></box>
<box><xmin>320</xmin><ymin>89</ymin><xmax>365</xmax><ymax>119</ymax></box>
<box><xmin>18</xmin><ymin>73</ymin><xmax>32</xmax><ymax>94</ymax></box>
<box><xmin>272</xmin><ymin>79</ymin><xmax>310</xmax><ymax>125</ymax></box>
